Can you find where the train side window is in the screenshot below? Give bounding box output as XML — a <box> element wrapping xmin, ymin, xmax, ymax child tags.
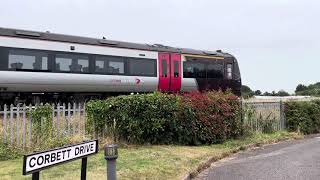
<box><xmin>8</xmin><ymin>50</ymin><xmax>48</xmax><ymax>71</ymax></box>
<box><xmin>162</xmin><ymin>59</ymin><xmax>167</xmax><ymax>77</ymax></box>
<box><xmin>55</xmin><ymin>54</ymin><xmax>89</xmax><ymax>73</ymax></box>
<box><xmin>174</xmin><ymin>61</ymin><xmax>179</xmax><ymax>77</ymax></box>
<box><xmin>207</xmin><ymin>62</ymin><xmax>224</xmax><ymax>78</ymax></box>
<box><xmin>183</xmin><ymin>61</ymin><xmax>205</xmax><ymax>78</ymax></box>
<box><xmin>107</xmin><ymin>56</ymin><xmax>124</xmax><ymax>74</ymax></box>
<box><xmin>95</xmin><ymin>60</ymin><xmax>105</xmax><ymax>73</ymax></box>
<box><xmin>129</xmin><ymin>58</ymin><xmax>156</xmax><ymax>76</ymax></box>
<box><xmin>94</xmin><ymin>56</ymin><xmax>125</xmax><ymax>75</ymax></box>
<box><xmin>78</xmin><ymin>59</ymin><xmax>89</xmax><ymax>73</ymax></box>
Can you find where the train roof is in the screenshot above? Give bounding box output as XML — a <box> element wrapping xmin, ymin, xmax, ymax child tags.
<box><xmin>0</xmin><ymin>27</ymin><xmax>233</xmax><ymax>58</ymax></box>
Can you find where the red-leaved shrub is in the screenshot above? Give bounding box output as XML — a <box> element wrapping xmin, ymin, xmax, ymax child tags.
<box><xmin>87</xmin><ymin>91</ymin><xmax>242</xmax><ymax>145</ymax></box>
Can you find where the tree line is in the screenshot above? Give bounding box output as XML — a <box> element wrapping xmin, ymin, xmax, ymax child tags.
<box><xmin>241</xmin><ymin>82</ymin><xmax>320</xmax><ymax>98</ymax></box>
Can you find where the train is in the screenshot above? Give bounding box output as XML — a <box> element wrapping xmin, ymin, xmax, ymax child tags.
<box><xmin>0</xmin><ymin>27</ymin><xmax>241</xmax><ymax>105</ymax></box>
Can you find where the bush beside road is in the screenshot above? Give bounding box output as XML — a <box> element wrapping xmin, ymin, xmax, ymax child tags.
<box><xmin>285</xmin><ymin>100</ymin><xmax>320</xmax><ymax>134</ymax></box>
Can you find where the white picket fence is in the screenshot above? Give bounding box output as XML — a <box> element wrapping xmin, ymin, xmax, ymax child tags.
<box><xmin>0</xmin><ymin>103</ymin><xmax>86</xmax><ymax>148</ymax></box>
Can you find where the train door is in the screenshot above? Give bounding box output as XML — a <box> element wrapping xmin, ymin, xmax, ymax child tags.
<box><xmin>158</xmin><ymin>53</ymin><xmax>170</xmax><ymax>91</ymax></box>
<box><xmin>158</xmin><ymin>53</ymin><xmax>181</xmax><ymax>92</ymax></box>
<box><xmin>169</xmin><ymin>53</ymin><xmax>181</xmax><ymax>91</ymax></box>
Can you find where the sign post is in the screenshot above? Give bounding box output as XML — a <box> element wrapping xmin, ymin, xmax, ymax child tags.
<box><xmin>23</xmin><ymin>140</ymin><xmax>98</xmax><ymax>180</ymax></box>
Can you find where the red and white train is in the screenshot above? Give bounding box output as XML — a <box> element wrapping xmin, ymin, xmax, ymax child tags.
<box><xmin>0</xmin><ymin>27</ymin><xmax>241</xmax><ymax>104</ymax></box>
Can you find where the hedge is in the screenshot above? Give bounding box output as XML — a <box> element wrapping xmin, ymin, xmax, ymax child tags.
<box><xmin>86</xmin><ymin>91</ymin><xmax>242</xmax><ymax>145</ymax></box>
<box><xmin>284</xmin><ymin>100</ymin><xmax>320</xmax><ymax>134</ymax></box>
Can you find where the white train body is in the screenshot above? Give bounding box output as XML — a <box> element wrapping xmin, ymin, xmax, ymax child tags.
<box><xmin>0</xmin><ymin>27</ymin><xmax>241</xmax><ymax>104</ymax></box>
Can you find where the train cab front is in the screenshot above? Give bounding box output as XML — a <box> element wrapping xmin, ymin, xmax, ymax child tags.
<box><xmin>181</xmin><ymin>54</ymin><xmax>242</xmax><ymax>96</ymax></box>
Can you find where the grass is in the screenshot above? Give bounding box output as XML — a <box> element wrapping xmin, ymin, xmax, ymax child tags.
<box><xmin>0</xmin><ymin>131</ymin><xmax>302</xmax><ymax>180</ymax></box>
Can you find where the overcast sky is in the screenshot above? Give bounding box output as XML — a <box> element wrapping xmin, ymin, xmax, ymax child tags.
<box><xmin>0</xmin><ymin>0</ymin><xmax>319</xmax><ymax>93</ymax></box>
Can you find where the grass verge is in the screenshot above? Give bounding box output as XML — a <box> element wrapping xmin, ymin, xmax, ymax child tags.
<box><xmin>0</xmin><ymin>131</ymin><xmax>302</xmax><ymax>180</ymax></box>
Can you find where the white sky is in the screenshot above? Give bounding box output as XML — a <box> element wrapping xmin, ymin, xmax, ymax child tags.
<box><xmin>1</xmin><ymin>0</ymin><xmax>319</xmax><ymax>93</ymax></box>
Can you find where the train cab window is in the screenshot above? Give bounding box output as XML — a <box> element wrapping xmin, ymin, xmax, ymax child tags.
<box><xmin>183</xmin><ymin>61</ymin><xmax>206</xmax><ymax>78</ymax></box>
<box><xmin>55</xmin><ymin>54</ymin><xmax>89</xmax><ymax>73</ymax></box>
<box><xmin>207</xmin><ymin>62</ymin><xmax>224</xmax><ymax>78</ymax></box>
<box><xmin>8</xmin><ymin>50</ymin><xmax>48</xmax><ymax>71</ymax></box>
<box><xmin>227</xmin><ymin>63</ymin><xmax>233</xmax><ymax>79</ymax></box>
<box><xmin>174</xmin><ymin>61</ymin><xmax>179</xmax><ymax>77</ymax></box>
<box><xmin>129</xmin><ymin>58</ymin><xmax>156</xmax><ymax>76</ymax></box>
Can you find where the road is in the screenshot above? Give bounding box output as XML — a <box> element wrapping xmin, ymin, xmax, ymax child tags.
<box><xmin>195</xmin><ymin>136</ymin><xmax>320</xmax><ymax>180</ymax></box>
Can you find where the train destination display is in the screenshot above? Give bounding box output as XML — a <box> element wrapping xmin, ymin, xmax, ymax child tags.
<box><xmin>23</xmin><ymin>140</ymin><xmax>98</xmax><ymax>175</ymax></box>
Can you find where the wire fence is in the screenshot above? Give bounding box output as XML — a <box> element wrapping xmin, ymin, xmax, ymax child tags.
<box><xmin>242</xmin><ymin>100</ymin><xmax>286</xmax><ymax>133</ymax></box>
<box><xmin>0</xmin><ymin>100</ymin><xmax>289</xmax><ymax>149</ymax></box>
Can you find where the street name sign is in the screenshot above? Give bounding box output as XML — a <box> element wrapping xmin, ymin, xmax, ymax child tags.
<box><xmin>23</xmin><ymin>140</ymin><xmax>98</xmax><ymax>177</ymax></box>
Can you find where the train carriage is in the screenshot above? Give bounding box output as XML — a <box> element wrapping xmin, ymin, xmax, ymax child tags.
<box><xmin>0</xmin><ymin>27</ymin><xmax>241</xmax><ymax>104</ymax></box>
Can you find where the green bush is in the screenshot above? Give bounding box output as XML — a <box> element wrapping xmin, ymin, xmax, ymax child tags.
<box><xmin>86</xmin><ymin>91</ymin><xmax>242</xmax><ymax>145</ymax></box>
<box><xmin>0</xmin><ymin>141</ymin><xmax>21</xmax><ymax>161</ymax></box>
<box><xmin>29</xmin><ymin>104</ymin><xmax>72</xmax><ymax>151</ymax></box>
<box><xmin>285</xmin><ymin>100</ymin><xmax>320</xmax><ymax>134</ymax></box>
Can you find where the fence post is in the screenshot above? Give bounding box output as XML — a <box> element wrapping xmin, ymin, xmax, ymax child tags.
<box><xmin>22</xmin><ymin>104</ymin><xmax>26</xmax><ymax>148</ymax></box>
<box><xmin>280</xmin><ymin>100</ymin><xmax>285</xmax><ymax>130</ymax></box>
<box><xmin>83</xmin><ymin>103</ymin><xmax>86</xmax><ymax>136</ymax></box>
<box><xmin>3</xmin><ymin>104</ymin><xmax>7</xmax><ymax>143</ymax></box>
<box><xmin>28</xmin><ymin>104</ymin><xmax>32</xmax><ymax>147</ymax></box>
<box><xmin>10</xmin><ymin>104</ymin><xmax>13</xmax><ymax>145</ymax></box>
<box><xmin>52</xmin><ymin>103</ymin><xmax>55</xmax><ymax>129</ymax></box>
<box><xmin>68</xmin><ymin>103</ymin><xmax>71</xmax><ymax>137</ymax></box>
<box><xmin>57</xmin><ymin>103</ymin><xmax>60</xmax><ymax>137</ymax></box>
<box><xmin>16</xmin><ymin>105</ymin><xmax>20</xmax><ymax>147</ymax></box>
<box><xmin>62</xmin><ymin>103</ymin><xmax>66</xmax><ymax>136</ymax></box>
<box><xmin>73</xmin><ymin>103</ymin><xmax>76</xmax><ymax>136</ymax></box>
<box><xmin>78</xmin><ymin>103</ymin><xmax>81</xmax><ymax>134</ymax></box>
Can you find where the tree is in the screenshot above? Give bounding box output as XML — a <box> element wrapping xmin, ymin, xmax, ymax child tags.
<box><xmin>295</xmin><ymin>82</ymin><xmax>320</xmax><ymax>96</ymax></box>
<box><xmin>254</xmin><ymin>90</ymin><xmax>262</xmax><ymax>96</ymax></box>
<box><xmin>277</xmin><ymin>90</ymin><xmax>290</xmax><ymax>96</ymax></box>
<box><xmin>263</xmin><ymin>91</ymin><xmax>271</xmax><ymax>96</ymax></box>
<box><xmin>295</xmin><ymin>84</ymin><xmax>307</xmax><ymax>93</ymax></box>
<box><xmin>241</xmin><ymin>85</ymin><xmax>254</xmax><ymax>99</ymax></box>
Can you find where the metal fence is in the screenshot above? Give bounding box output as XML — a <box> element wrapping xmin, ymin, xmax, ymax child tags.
<box><xmin>0</xmin><ymin>100</ymin><xmax>288</xmax><ymax>148</ymax></box>
<box><xmin>242</xmin><ymin>101</ymin><xmax>286</xmax><ymax>132</ymax></box>
<box><xmin>0</xmin><ymin>103</ymin><xmax>86</xmax><ymax>148</ymax></box>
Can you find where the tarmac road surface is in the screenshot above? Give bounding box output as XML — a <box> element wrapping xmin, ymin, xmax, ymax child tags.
<box><xmin>196</xmin><ymin>135</ymin><xmax>320</xmax><ymax>180</ymax></box>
